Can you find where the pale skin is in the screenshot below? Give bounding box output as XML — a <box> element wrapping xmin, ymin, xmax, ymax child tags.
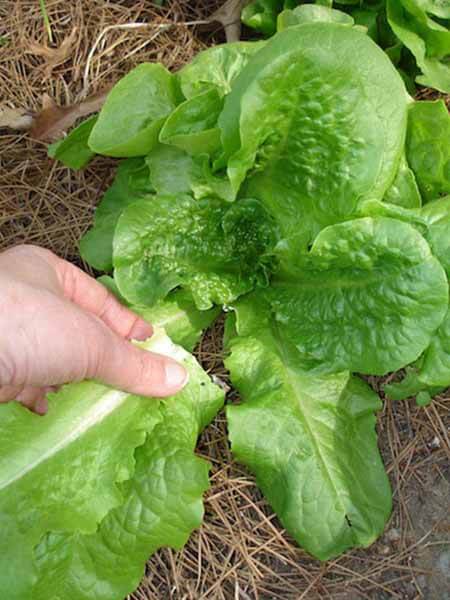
<box><xmin>0</xmin><ymin>245</ymin><xmax>188</xmax><ymax>414</ymax></box>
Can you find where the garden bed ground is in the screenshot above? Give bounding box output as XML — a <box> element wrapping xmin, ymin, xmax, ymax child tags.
<box><xmin>0</xmin><ymin>2</ymin><xmax>449</xmax><ymax>599</ymax></box>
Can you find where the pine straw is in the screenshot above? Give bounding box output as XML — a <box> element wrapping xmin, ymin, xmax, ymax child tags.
<box><xmin>1</xmin><ymin>3</ymin><xmax>449</xmax><ymax>599</ymax></box>
<box><xmin>0</xmin><ymin>0</ymin><xmax>223</xmax><ymax>264</ymax></box>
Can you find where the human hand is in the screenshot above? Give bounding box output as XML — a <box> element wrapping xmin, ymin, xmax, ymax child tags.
<box><xmin>0</xmin><ymin>245</ymin><xmax>187</xmax><ymax>414</ymax></box>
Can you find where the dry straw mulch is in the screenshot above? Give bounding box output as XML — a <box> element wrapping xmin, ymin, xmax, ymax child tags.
<box><xmin>1</xmin><ymin>2</ymin><xmax>449</xmax><ymax>599</ymax></box>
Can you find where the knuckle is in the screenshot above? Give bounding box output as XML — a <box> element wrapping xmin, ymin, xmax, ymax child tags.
<box><xmin>136</xmin><ymin>350</ymin><xmax>154</xmax><ymax>383</ymax></box>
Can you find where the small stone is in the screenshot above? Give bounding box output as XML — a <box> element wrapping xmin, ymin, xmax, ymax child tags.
<box><xmin>385</xmin><ymin>528</ymin><xmax>401</xmax><ymax>543</ymax></box>
<box><xmin>429</xmin><ymin>435</ymin><xmax>441</xmax><ymax>449</ymax></box>
<box><xmin>211</xmin><ymin>374</ymin><xmax>231</xmax><ymax>393</ymax></box>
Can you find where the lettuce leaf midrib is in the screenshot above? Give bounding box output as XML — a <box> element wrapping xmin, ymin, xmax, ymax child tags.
<box><xmin>0</xmin><ymin>388</ymin><xmax>136</xmax><ymax>493</ymax></box>
<box><xmin>269</xmin><ymin>319</ymin><xmax>351</xmax><ymax>524</ymax></box>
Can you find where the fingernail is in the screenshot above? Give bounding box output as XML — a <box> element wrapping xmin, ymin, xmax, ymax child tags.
<box><xmin>165</xmin><ymin>361</ymin><xmax>189</xmax><ymax>390</ymax></box>
<box><xmin>35</xmin><ymin>397</ymin><xmax>48</xmax><ymax>415</ymax></box>
<box><xmin>130</xmin><ymin>319</ymin><xmax>153</xmax><ymax>341</ymax></box>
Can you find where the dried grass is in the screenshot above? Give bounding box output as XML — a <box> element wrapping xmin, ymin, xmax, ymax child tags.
<box><xmin>0</xmin><ymin>2</ymin><xmax>449</xmax><ymax>599</ymax></box>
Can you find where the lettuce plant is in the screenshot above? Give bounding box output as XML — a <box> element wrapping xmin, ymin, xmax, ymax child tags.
<box><xmin>242</xmin><ymin>0</ymin><xmax>450</xmax><ymax>93</ymax></box>
<box><xmin>2</xmin><ymin>14</ymin><xmax>449</xmax><ymax>600</ymax></box>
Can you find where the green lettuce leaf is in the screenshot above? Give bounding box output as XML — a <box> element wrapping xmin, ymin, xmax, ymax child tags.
<box><xmin>385</xmin><ymin>196</ymin><xmax>450</xmax><ymax>398</ymax></box>
<box><xmin>406</xmin><ymin>100</ymin><xmax>450</xmax><ymax>202</ymax></box>
<box><xmin>146</xmin><ymin>144</ymin><xmax>199</xmax><ymax>196</ymax></box>
<box><xmin>357</xmin><ymin>198</ymin><xmax>425</xmax><ymax>229</ymax></box>
<box><xmin>414</xmin><ymin>0</ymin><xmax>450</xmax><ymax>19</ymax></box>
<box><xmin>79</xmin><ymin>158</ymin><xmax>153</xmax><ymax>271</ymax></box>
<box><xmin>219</xmin><ymin>23</ymin><xmax>408</xmax><ymax>251</ymax></box>
<box><xmin>387</xmin><ymin>0</ymin><xmax>450</xmax><ymax>92</ymax></box>
<box><xmin>277</xmin><ymin>4</ymin><xmax>355</xmax><ymax>30</ymax></box>
<box><xmin>48</xmin><ymin>116</ymin><xmax>97</xmax><ymax>170</ymax></box>
<box><xmin>242</xmin><ymin>0</ymin><xmax>295</xmax><ymax>36</ymax></box>
<box><xmin>146</xmin><ymin>144</ymin><xmax>234</xmax><ymax>202</ymax></box>
<box><xmin>226</xmin><ymin>296</ymin><xmax>392</xmax><ymax>560</ymax></box>
<box><xmin>89</xmin><ymin>64</ymin><xmax>181</xmax><ymax>157</ymax></box>
<box><xmin>31</xmin><ymin>328</ymin><xmax>225</xmax><ymax>600</ymax></box>
<box><xmin>113</xmin><ymin>195</ymin><xmax>278</xmax><ymax>309</ymax></box>
<box><xmin>159</xmin><ymin>88</ymin><xmax>223</xmax><ymax>156</ymax></box>
<box><xmin>0</xmin><ymin>337</ymin><xmax>165</xmax><ymax>598</ymax></box>
<box><xmin>383</xmin><ymin>153</ymin><xmax>422</xmax><ymax>208</ymax></box>
<box><xmin>422</xmin><ymin>195</ymin><xmax>450</xmax><ymax>274</ymax></box>
<box><xmin>177</xmin><ymin>41</ymin><xmax>265</xmax><ymax>99</ymax></box>
<box><xmin>417</xmin><ymin>308</ymin><xmax>450</xmax><ymax>387</ymax></box>
<box><xmin>269</xmin><ymin>217</ymin><xmax>448</xmax><ymax>375</ymax></box>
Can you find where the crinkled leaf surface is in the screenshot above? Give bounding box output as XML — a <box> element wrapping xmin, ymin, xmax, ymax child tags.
<box><xmin>269</xmin><ymin>217</ymin><xmax>448</xmax><ymax>375</ymax></box>
<box><xmin>177</xmin><ymin>41</ymin><xmax>265</xmax><ymax>99</ymax></box>
<box><xmin>88</xmin><ymin>64</ymin><xmax>181</xmax><ymax>157</ymax></box>
<box><xmin>219</xmin><ymin>23</ymin><xmax>408</xmax><ymax>251</ymax></box>
<box><xmin>384</xmin><ymin>154</ymin><xmax>422</xmax><ymax>209</ymax></box>
<box><xmin>0</xmin><ymin>336</ymin><xmax>165</xmax><ymax>598</ymax></box>
<box><xmin>79</xmin><ymin>158</ymin><xmax>153</xmax><ymax>271</ymax></box>
<box><xmin>406</xmin><ymin>100</ymin><xmax>450</xmax><ymax>202</ymax></box>
<box><xmin>30</xmin><ymin>329</ymin><xmax>224</xmax><ymax>600</ymax></box>
<box><xmin>159</xmin><ymin>88</ymin><xmax>223</xmax><ymax>156</ymax></box>
<box><xmin>48</xmin><ymin>115</ymin><xmax>97</xmax><ymax>170</ymax></box>
<box><xmin>113</xmin><ymin>195</ymin><xmax>278</xmax><ymax>309</ymax></box>
<box><xmin>226</xmin><ymin>296</ymin><xmax>391</xmax><ymax>560</ymax></box>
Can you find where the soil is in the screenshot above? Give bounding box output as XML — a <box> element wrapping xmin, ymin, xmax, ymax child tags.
<box><xmin>1</xmin><ymin>2</ymin><xmax>449</xmax><ymax>599</ymax></box>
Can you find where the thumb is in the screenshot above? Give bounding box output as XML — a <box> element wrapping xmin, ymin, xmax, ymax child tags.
<box><xmin>92</xmin><ymin>333</ymin><xmax>189</xmax><ymax>398</ymax></box>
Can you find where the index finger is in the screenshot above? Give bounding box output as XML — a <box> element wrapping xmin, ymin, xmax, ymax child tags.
<box><xmin>55</xmin><ymin>257</ymin><xmax>153</xmax><ymax>341</ymax></box>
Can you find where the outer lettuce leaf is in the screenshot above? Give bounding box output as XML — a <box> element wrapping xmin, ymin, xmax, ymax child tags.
<box><xmin>89</xmin><ymin>64</ymin><xmax>181</xmax><ymax>157</ymax></box>
<box><xmin>0</xmin><ymin>338</ymin><xmax>164</xmax><ymax>598</ymax></box>
<box><xmin>418</xmin><ymin>309</ymin><xmax>450</xmax><ymax>387</ymax></box>
<box><xmin>177</xmin><ymin>41</ymin><xmax>266</xmax><ymax>99</ymax></box>
<box><xmin>79</xmin><ymin>158</ymin><xmax>153</xmax><ymax>271</ymax></box>
<box><xmin>48</xmin><ymin>116</ymin><xmax>97</xmax><ymax>170</ymax></box>
<box><xmin>386</xmin><ymin>196</ymin><xmax>450</xmax><ymax>399</ymax></box>
<box><xmin>113</xmin><ymin>195</ymin><xmax>278</xmax><ymax>309</ymax></box>
<box><xmin>384</xmin><ymin>368</ymin><xmax>443</xmax><ymax>402</ymax></box>
<box><xmin>159</xmin><ymin>88</ymin><xmax>223</xmax><ymax>156</ymax></box>
<box><xmin>422</xmin><ymin>195</ymin><xmax>450</xmax><ymax>274</ymax></box>
<box><xmin>219</xmin><ymin>23</ymin><xmax>408</xmax><ymax>251</ymax></box>
<box><xmin>383</xmin><ymin>153</ymin><xmax>422</xmax><ymax>208</ymax></box>
<box><xmin>98</xmin><ymin>278</ymin><xmax>220</xmax><ymax>352</ymax></box>
<box><xmin>406</xmin><ymin>100</ymin><xmax>450</xmax><ymax>202</ymax></box>
<box><xmin>387</xmin><ymin>0</ymin><xmax>450</xmax><ymax>92</ymax></box>
<box><xmin>226</xmin><ymin>296</ymin><xmax>392</xmax><ymax>560</ymax></box>
<box><xmin>269</xmin><ymin>217</ymin><xmax>448</xmax><ymax>375</ymax></box>
<box><xmin>31</xmin><ymin>329</ymin><xmax>225</xmax><ymax>600</ymax></box>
